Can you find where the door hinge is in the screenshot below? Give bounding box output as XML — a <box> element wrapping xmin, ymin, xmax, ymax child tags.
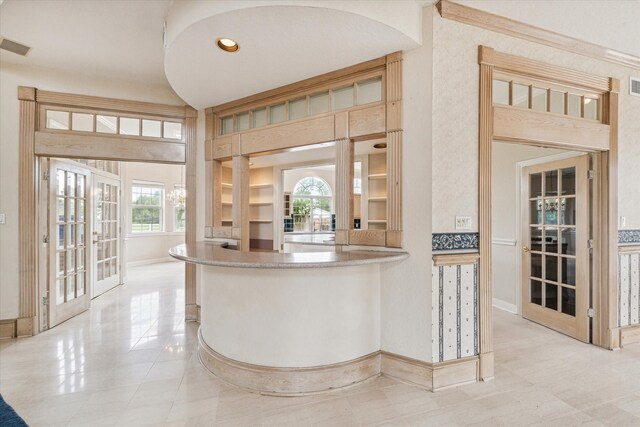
<box><xmin>42</xmin><ymin>295</ymin><xmax>49</xmax><ymax>306</ymax></box>
<box><xmin>588</xmin><ymin>170</ymin><xmax>595</xmax><ymax>179</ymax></box>
<box><xmin>587</xmin><ymin>308</ymin><xmax>594</xmax><ymax>318</ymax></box>
<box><xmin>42</xmin><ymin>234</ymin><xmax>49</xmax><ymax>244</ymax></box>
<box><xmin>43</xmin><ymin>171</ymin><xmax>50</xmax><ymax>180</ymax></box>
<box><xmin>588</xmin><ymin>239</ymin><xmax>594</xmax><ymax>250</ymax></box>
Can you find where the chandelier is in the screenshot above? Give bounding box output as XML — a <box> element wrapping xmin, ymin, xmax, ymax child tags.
<box><xmin>166</xmin><ymin>165</ymin><xmax>186</xmax><ymax>207</ymax></box>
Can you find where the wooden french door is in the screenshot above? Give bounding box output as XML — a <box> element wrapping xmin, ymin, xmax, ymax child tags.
<box><xmin>49</xmin><ymin>161</ymin><xmax>91</xmax><ymax>327</ymax></box>
<box><xmin>521</xmin><ymin>155</ymin><xmax>590</xmax><ymax>342</ymax></box>
<box><xmin>92</xmin><ymin>174</ymin><xmax>121</xmax><ymax>298</ymax></box>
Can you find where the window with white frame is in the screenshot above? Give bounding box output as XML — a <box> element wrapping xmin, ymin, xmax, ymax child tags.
<box><xmin>131</xmin><ymin>183</ymin><xmax>163</xmax><ymax>233</ymax></box>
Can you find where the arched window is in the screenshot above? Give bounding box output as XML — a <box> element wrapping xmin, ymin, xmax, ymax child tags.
<box><xmin>291</xmin><ymin>177</ymin><xmax>333</xmax><ymax>233</ymax></box>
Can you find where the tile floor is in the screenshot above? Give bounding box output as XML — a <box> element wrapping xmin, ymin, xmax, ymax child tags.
<box><xmin>1</xmin><ymin>262</ymin><xmax>640</xmax><ymax>426</ymax></box>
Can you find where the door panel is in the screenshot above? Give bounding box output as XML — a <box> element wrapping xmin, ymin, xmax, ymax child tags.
<box><xmin>49</xmin><ymin>161</ymin><xmax>91</xmax><ymax>327</ymax></box>
<box><xmin>521</xmin><ymin>155</ymin><xmax>590</xmax><ymax>342</ymax></box>
<box><xmin>92</xmin><ymin>174</ymin><xmax>121</xmax><ymax>297</ymax></box>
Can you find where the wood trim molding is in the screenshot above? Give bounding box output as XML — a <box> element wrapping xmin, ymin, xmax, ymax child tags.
<box><xmin>0</xmin><ymin>319</ymin><xmax>17</xmax><ymax>339</ymax></box>
<box><xmin>36</xmin><ymin>89</ymin><xmax>188</xmax><ymax>118</ymax></box>
<box><xmin>439</xmin><ymin>1</ymin><xmax>640</xmax><ymax>71</ymax></box>
<box><xmin>433</xmin><ymin>253</ymin><xmax>480</xmax><ymax>267</ymax></box>
<box><xmin>335</xmin><ymin>138</ymin><xmax>354</xmax><ymax>247</ymax></box>
<box><xmin>606</xmin><ymin>91</ymin><xmax>620</xmax><ymax>349</ymax></box>
<box><xmin>619</xmin><ymin>324</ymin><xmax>640</xmax><ymax>347</ymax></box>
<box><xmin>34</xmin><ymin>132</ymin><xmax>186</xmax><ymax>164</ymax></box>
<box><xmin>619</xmin><ymin>245</ymin><xmax>640</xmax><ymax>254</ymax></box>
<box><xmin>493</xmin><ymin>106</ymin><xmax>610</xmax><ymax>151</ymax></box>
<box><xmin>185</xmin><ymin>113</ymin><xmax>198</xmax><ymax>320</ymax></box>
<box><xmin>197</xmin><ymin>328</ymin><xmax>479</xmax><ymax>395</ymax></box>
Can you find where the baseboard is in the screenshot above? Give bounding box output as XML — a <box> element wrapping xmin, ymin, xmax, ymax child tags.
<box><xmin>126</xmin><ymin>257</ymin><xmax>177</xmax><ymax>267</ymax></box>
<box><xmin>619</xmin><ymin>324</ymin><xmax>640</xmax><ymax>347</ymax></box>
<box><xmin>493</xmin><ymin>298</ymin><xmax>518</xmax><ymax>314</ymax></box>
<box><xmin>381</xmin><ymin>351</ymin><xmax>479</xmax><ymax>391</ymax></box>
<box><xmin>16</xmin><ymin>316</ymin><xmax>35</xmax><ymax>337</ymax></box>
<box><xmin>0</xmin><ymin>319</ymin><xmax>16</xmax><ymax>339</ymax></box>
<box><xmin>186</xmin><ymin>304</ymin><xmax>200</xmax><ymax>322</ymax></box>
<box><xmin>197</xmin><ymin>328</ymin><xmax>381</xmax><ymax>396</ymax></box>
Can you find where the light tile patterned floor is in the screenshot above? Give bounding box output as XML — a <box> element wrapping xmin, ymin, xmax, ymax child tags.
<box><xmin>1</xmin><ymin>262</ymin><xmax>640</xmax><ymax>426</ymax></box>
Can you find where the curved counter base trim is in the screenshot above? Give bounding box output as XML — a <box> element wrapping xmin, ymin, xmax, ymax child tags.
<box><xmin>197</xmin><ymin>328</ymin><xmax>381</xmax><ymax>396</ymax></box>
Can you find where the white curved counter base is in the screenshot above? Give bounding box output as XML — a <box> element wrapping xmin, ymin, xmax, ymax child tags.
<box><xmin>169</xmin><ymin>242</ymin><xmax>409</xmax><ymax>395</ymax></box>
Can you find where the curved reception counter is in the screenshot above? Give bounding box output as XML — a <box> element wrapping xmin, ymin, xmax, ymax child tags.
<box><xmin>170</xmin><ymin>242</ymin><xmax>408</xmax><ymax>395</ymax></box>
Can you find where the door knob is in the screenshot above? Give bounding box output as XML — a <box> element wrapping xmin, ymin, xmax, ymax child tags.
<box><xmin>522</xmin><ymin>246</ymin><xmax>530</xmax><ymax>253</ymax></box>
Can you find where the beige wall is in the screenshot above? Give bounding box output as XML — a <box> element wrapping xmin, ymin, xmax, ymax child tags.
<box><xmin>0</xmin><ymin>62</ymin><xmax>183</xmax><ymax>320</ymax></box>
<box><xmin>121</xmin><ymin>162</ymin><xmax>186</xmax><ymax>266</ymax></box>
<box><xmin>431</xmin><ymin>10</ymin><xmax>640</xmax><ymax>234</ymax></box>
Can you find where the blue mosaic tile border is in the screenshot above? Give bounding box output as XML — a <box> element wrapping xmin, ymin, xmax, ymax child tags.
<box><xmin>432</xmin><ymin>233</ymin><xmax>479</xmax><ymax>251</ymax></box>
<box><xmin>619</xmin><ymin>230</ymin><xmax>640</xmax><ymax>245</ymax></box>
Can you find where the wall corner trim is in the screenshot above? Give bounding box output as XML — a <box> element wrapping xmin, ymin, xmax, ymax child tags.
<box><xmin>18</xmin><ymin>86</ymin><xmax>36</xmax><ymax>101</ymax></box>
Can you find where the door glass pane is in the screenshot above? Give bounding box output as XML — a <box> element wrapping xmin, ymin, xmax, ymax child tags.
<box><xmin>584</xmin><ymin>97</ymin><xmax>598</xmax><ymax>120</ymax></box>
<box><xmin>57</xmin><ymin>197</ymin><xmax>65</xmax><ymax>222</ymax></box>
<box><xmin>111</xmin><ymin>185</ymin><xmax>118</xmax><ymax>203</ymax></box>
<box><xmin>66</xmin><ymin>274</ymin><xmax>76</xmax><ymax>301</ymax></box>
<box><xmin>561</xmin><ymin>228</ymin><xmax>576</xmax><ymax>255</ymax></box>
<box><xmin>531</xmin><ymin>280</ymin><xmax>542</xmax><ymax>305</ymax></box>
<box><xmin>545</xmin><ymin>255</ymin><xmax>558</xmax><ymax>282</ymax></box>
<box><xmin>561</xmin><ymin>257</ymin><xmax>576</xmax><ymax>286</ymax></box>
<box><xmin>97</xmin><ymin>242</ymin><xmax>104</xmax><ymax>261</ymax></box>
<box><xmin>57</xmin><ymin>225</ymin><xmax>65</xmax><ymax>249</ymax></box>
<box><xmin>78</xmin><ymin>199</ymin><xmax>85</xmax><ymax>222</ymax></box>
<box><xmin>530</xmin><ymin>173</ymin><xmax>542</xmax><ymax>197</ymax></box>
<box><xmin>66</xmin><ymin>173</ymin><xmax>76</xmax><ymax>197</ymax></box>
<box><xmin>104</xmin><ymin>260</ymin><xmax>110</xmax><ymax>278</ymax></box>
<box><xmin>545</xmin><ymin>283</ymin><xmax>558</xmax><ymax>309</ymax></box>
<box><xmin>68</xmin><ymin>199</ymin><xmax>75</xmax><ymax>222</ymax></box>
<box><xmin>309</xmin><ymin>92</ymin><xmax>329</xmax><ymax>115</ymax></box>
<box><xmin>493</xmin><ymin>80</ymin><xmax>509</xmax><ymax>105</ymax></box>
<box><xmin>72</xmin><ymin>113</ymin><xmax>94</xmax><ymax>132</ymax></box>
<box><xmin>57</xmin><ymin>279</ymin><xmax>65</xmax><ymax>305</ymax></box>
<box><xmin>544</xmin><ymin>199</ymin><xmax>559</xmax><ymax>225</ymax></box>
<box><xmin>562</xmin><ymin>197</ymin><xmax>576</xmax><ymax>225</ymax></box>
<box><xmin>57</xmin><ymin>170</ymin><xmax>66</xmax><ymax>195</ymax></box>
<box><xmin>56</xmin><ymin>251</ymin><xmax>65</xmax><ymax>276</ymax></box>
<box><xmin>530</xmin><ymin>200</ymin><xmax>542</xmax><ymax>225</ymax></box>
<box><xmin>289</xmin><ymin>98</ymin><xmax>307</xmax><ymax>120</ymax></box>
<box><xmin>77</xmin><ymin>272</ymin><xmax>85</xmax><ymax>297</ymax></box>
<box><xmin>68</xmin><ymin>224</ymin><xmax>75</xmax><ymax>247</ymax></box>
<box><xmin>561</xmin><ymin>287</ymin><xmax>576</xmax><ymax>316</ymax></box>
<box><xmin>97</xmin><ymin>262</ymin><xmax>103</xmax><ymax>281</ymax></box>
<box><xmin>104</xmin><ymin>184</ymin><xmax>111</xmax><ymax>202</ymax></box>
<box><xmin>512</xmin><ymin>84</ymin><xmax>529</xmax><ymax>108</ymax></box>
<box><xmin>96</xmin><ymin>115</ymin><xmax>117</xmax><ymax>133</ymax></box>
<box><xmin>550</xmin><ymin>90</ymin><xmax>565</xmax><ymax>114</ymax></box>
<box><xmin>67</xmin><ymin>249</ymin><xmax>75</xmax><ymax>273</ymax></box>
<box><xmin>544</xmin><ymin>170</ymin><xmax>558</xmax><ymax>196</ymax></box>
<box><xmin>567</xmin><ymin>94</ymin><xmax>581</xmax><ymax>117</ymax></box>
<box><xmin>561</xmin><ymin>167</ymin><xmax>575</xmax><ymax>195</ymax></box>
<box><xmin>544</xmin><ymin>227</ymin><xmax>558</xmax><ymax>253</ymax></box>
<box><xmin>530</xmin><ymin>227</ymin><xmax>542</xmax><ymax>251</ymax></box>
<box><xmin>77</xmin><ymin>175</ymin><xmax>85</xmax><ymax>197</ymax></box>
<box><xmin>531</xmin><ymin>253</ymin><xmax>542</xmax><ymax>278</ymax></box>
<box><xmin>531</xmin><ymin>87</ymin><xmax>547</xmax><ymax>112</ymax></box>
<box><xmin>110</xmin><ymin>260</ymin><xmax>117</xmax><ymax>276</ymax></box>
<box><xmin>77</xmin><ymin>248</ymin><xmax>84</xmax><ymax>269</ymax></box>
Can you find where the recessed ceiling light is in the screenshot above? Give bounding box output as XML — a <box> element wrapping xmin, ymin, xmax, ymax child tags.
<box><xmin>216</xmin><ymin>37</ymin><xmax>239</xmax><ymax>53</ymax></box>
<box><xmin>0</xmin><ymin>37</ymin><xmax>31</xmax><ymax>56</ymax></box>
<box><xmin>373</xmin><ymin>142</ymin><xmax>387</xmax><ymax>149</ymax></box>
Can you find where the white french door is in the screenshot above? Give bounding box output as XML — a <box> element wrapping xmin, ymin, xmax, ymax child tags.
<box><xmin>521</xmin><ymin>155</ymin><xmax>590</xmax><ymax>342</ymax></box>
<box><xmin>49</xmin><ymin>161</ymin><xmax>91</xmax><ymax>327</ymax></box>
<box><xmin>92</xmin><ymin>174</ymin><xmax>121</xmax><ymax>298</ymax></box>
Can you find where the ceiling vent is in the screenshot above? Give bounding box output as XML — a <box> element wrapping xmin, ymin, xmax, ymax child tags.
<box><xmin>631</xmin><ymin>77</ymin><xmax>640</xmax><ymax>97</ymax></box>
<box><xmin>0</xmin><ymin>37</ymin><xmax>31</xmax><ymax>56</ymax></box>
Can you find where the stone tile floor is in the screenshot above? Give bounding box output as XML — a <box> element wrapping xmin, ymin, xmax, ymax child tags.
<box><xmin>1</xmin><ymin>262</ymin><xmax>639</xmax><ymax>426</ymax></box>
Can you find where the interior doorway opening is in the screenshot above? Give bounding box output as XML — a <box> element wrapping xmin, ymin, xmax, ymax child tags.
<box><xmin>491</xmin><ymin>141</ymin><xmax>599</xmax><ymax>344</ymax></box>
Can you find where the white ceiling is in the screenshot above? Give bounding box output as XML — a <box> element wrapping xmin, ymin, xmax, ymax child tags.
<box><xmin>0</xmin><ymin>0</ymin><xmax>638</xmax><ymax>109</ymax></box>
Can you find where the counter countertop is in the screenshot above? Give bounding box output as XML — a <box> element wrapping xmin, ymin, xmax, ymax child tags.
<box><xmin>169</xmin><ymin>242</ymin><xmax>409</xmax><ymax>269</ymax></box>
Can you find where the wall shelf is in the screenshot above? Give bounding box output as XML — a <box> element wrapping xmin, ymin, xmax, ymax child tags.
<box><xmin>368</xmin><ymin>173</ymin><xmax>387</xmax><ymax>179</ymax></box>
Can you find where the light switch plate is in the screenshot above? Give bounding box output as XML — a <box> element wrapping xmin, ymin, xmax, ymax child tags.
<box><xmin>455</xmin><ymin>216</ymin><xmax>471</xmax><ymax>230</ymax></box>
<box><xmin>620</xmin><ymin>216</ymin><xmax>626</xmax><ymax>228</ymax></box>
<box><xmin>0</xmin><ymin>213</ymin><xmax>5</xmax><ymax>224</ymax></box>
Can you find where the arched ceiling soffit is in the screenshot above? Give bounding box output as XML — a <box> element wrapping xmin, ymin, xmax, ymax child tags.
<box><xmin>164</xmin><ymin>1</ymin><xmax>423</xmax><ymax>109</ymax></box>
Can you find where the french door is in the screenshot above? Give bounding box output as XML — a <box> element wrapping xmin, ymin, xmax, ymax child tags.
<box><xmin>92</xmin><ymin>174</ymin><xmax>121</xmax><ymax>297</ymax></box>
<box><xmin>49</xmin><ymin>161</ymin><xmax>91</xmax><ymax>327</ymax></box>
<box><xmin>521</xmin><ymin>155</ymin><xmax>590</xmax><ymax>342</ymax></box>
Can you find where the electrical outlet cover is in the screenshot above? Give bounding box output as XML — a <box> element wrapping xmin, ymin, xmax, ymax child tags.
<box><xmin>455</xmin><ymin>216</ymin><xmax>471</xmax><ymax>230</ymax></box>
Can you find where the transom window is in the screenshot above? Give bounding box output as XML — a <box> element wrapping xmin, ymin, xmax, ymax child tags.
<box><xmin>293</xmin><ymin>177</ymin><xmax>332</xmax><ymax>197</ymax></box>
